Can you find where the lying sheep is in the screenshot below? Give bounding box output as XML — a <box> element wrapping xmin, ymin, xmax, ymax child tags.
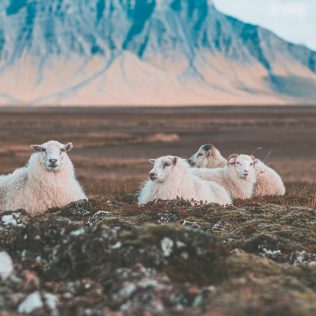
<box><xmin>138</xmin><ymin>155</ymin><xmax>231</xmax><ymax>205</ymax></box>
<box><xmin>253</xmin><ymin>159</ymin><xmax>286</xmax><ymax>196</ymax></box>
<box><xmin>189</xmin><ymin>144</ymin><xmax>285</xmax><ymax>197</ymax></box>
<box><xmin>188</xmin><ymin>144</ymin><xmax>226</xmax><ymax>168</ymax></box>
<box><xmin>192</xmin><ymin>154</ymin><xmax>257</xmax><ymax>200</ymax></box>
<box><xmin>0</xmin><ymin>140</ymin><xmax>87</xmax><ymax>215</ymax></box>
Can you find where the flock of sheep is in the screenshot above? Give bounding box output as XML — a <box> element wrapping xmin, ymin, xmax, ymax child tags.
<box><xmin>138</xmin><ymin>144</ymin><xmax>285</xmax><ymax>205</ymax></box>
<box><xmin>0</xmin><ymin>140</ymin><xmax>285</xmax><ymax>216</ymax></box>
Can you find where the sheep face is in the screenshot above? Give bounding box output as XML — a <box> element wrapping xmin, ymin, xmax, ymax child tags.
<box><xmin>188</xmin><ymin>144</ymin><xmax>222</xmax><ymax>168</ymax></box>
<box><xmin>31</xmin><ymin>141</ymin><xmax>73</xmax><ymax>172</ymax></box>
<box><xmin>228</xmin><ymin>154</ymin><xmax>257</xmax><ymax>179</ymax></box>
<box><xmin>148</xmin><ymin>156</ymin><xmax>178</xmax><ymax>183</ymax></box>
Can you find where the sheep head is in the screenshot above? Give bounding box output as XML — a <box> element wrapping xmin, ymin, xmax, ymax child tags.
<box><xmin>188</xmin><ymin>144</ymin><xmax>224</xmax><ymax>168</ymax></box>
<box><xmin>228</xmin><ymin>154</ymin><xmax>257</xmax><ymax>180</ymax></box>
<box><xmin>148</xmin><ymin>155</ymin><xmax>180</xmax><ymax>183</ymax></box>
<box><xmin>31</xmin><ymin>140</ymin><xmax>73</xmax><ymax>172</ymax></box>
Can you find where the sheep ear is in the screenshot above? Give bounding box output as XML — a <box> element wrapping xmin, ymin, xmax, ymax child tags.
<box><xmin>228</xmin><ymin>157</ymin><xmax>236</xmax><ymax>164</ymax></box>
<box><xmin>64</xmin><ymin>142</ymin><xmax>73</xmax><ymax>152</ymax></box>
<box><xmin>208</xmin><ymin>146</ymin><xmax>218</xmax><ymax>157</ymax></box>
<box><xmin>173</xmin><ymin>157</ymin><xmax>178</xmax><ymax>165</ymax></box>
<box><xmin>31</xmin><ymin>145</ymin><xmax>43</xmax><ymax>152</ymax></box>
<box><xmin>250</xmin><ymin>155</ymin><xmax>258</xmax><ymax>165</ymax></box>
<box><xmin>228</xmin><ymin>153</ymin><xmax>238</xmax><ymax>164</ymax></box>
<box><xmin>149</xmin><ymin>159</ymin><xmax>155</xmax><ymax>165</ymax></box>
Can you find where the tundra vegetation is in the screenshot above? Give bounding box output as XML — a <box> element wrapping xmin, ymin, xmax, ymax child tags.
<box><xmin>0</xmin><ymin>107</ymin><xmax>315</xmax><ymax>315</ymax></box>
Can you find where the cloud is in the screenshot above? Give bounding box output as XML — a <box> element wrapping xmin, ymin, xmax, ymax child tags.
<box><xmin>213</xmin><ymin>0</ymin><xmax>316</xmax><ymax>50</ymax></box>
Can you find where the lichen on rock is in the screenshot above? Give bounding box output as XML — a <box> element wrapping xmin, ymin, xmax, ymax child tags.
<box><xmin>0</xmin><ymin>198</ymin><xmax>316</xmax><ymax>315</ymax></box>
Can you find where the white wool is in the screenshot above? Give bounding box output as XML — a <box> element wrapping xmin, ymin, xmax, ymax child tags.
<box><xmin>192</xmin><ymin>154</ymin><xmax>256</xmax><ymax>200</ymax></box>
<box><xmin>253</xmin><ymin>159</ymin><xmax>286</xmax><ymax>197</ymax></box>
<box><xmin>191</xmin><ymin>146</ymin><xmax>286</xmax><ymax>198</ymax></box>
<box><xmin>0</xmin><ymin>141</ymin><xmax>87</xmax><ymax>215</ymax></box>
<box><xmin>207</xmin><ymin>180</ymin><xmax>232</xmax><ymax>206</ymax></box>
<box><xmin>138</xmin><ymin>156</ymin><xmax>231</xmax><ymax>205</ymax></box>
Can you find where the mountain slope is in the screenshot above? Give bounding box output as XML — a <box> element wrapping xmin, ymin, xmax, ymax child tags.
<box><xmin>0</xmin><ymin>0</ymin><xmax>315</xmax><ymax>105</ymax></box>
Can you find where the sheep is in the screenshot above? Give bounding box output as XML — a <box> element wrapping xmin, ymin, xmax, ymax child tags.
<box><xmin>0</xmin><ymin>140</ymin><xmax>87</xmax><ymax>215</ymax></box>
<box><xmin>192</xmin><ymin>154</ymin><xmax>257</xmax><ymax>200</ymax></box>
<box><xmin>253</xmin><ymin>159</ymin><xmax>286</xmax><ymax>197</ymax></box>
<box><xmin>138</xmin><ymin>155</ymin><xmax>231</xmax><ymax>205</ymax></box>
<box><xmin>188</xmin><ymin>144</ymin><xmax>226</xmax><ymax>168</ymax></box>
<box><xmin>189</xmin><ymin>144</ymin><xmax>285</xmax><ymax>197</ymax></box>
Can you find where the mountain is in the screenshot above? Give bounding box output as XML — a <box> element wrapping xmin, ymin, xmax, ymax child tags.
<box><xmin>0</xmin><ymin>0</ymin><xmax>315</xmax><ymax>106</ymax></box>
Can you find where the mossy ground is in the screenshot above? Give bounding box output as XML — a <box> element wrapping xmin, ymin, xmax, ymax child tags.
<box><xmin>0</xmin><ymin>183</ymin><xmax>316</xmax><ymax>316</ymax></box>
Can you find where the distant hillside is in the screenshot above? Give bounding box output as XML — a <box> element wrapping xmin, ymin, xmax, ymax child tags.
<box><xmin>0</xmin><ymin>0</ymin><xmax>315</xmax><ymax>105</ymax></box>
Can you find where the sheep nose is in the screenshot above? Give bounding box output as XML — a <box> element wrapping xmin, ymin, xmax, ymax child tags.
<box><xmin>188</xmin><ymin>159</ymin><xmax>194</xmax><ymax>166</ymax></box>
<box><xmin>149</xmin><ymin>172</ymin><xmax>157</xmax><ymax>180</ymax></box>
<box><xmin>49</xmin><ymin>159</ymin><xmax>57</xmax><ymax>164</ymax></box>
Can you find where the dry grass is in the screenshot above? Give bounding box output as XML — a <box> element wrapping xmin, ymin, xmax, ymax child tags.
<box><xmin>308</xmin><ymin>194</ymin><xmax>316</xmax><ymax>208</ymax></box>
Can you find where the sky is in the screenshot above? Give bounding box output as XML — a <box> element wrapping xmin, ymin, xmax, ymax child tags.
<box><xmin>213</xmin><ymin>0</ymin><xmax>316</xmax><ymax>51</ymax></box>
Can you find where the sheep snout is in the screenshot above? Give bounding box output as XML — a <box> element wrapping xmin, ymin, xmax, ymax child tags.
<box><xmin>188</xmin><ymin>159</ymin><xmax>195</xmax><ymax>167</ymax></box>
<box><xmin>149</xmin><ymin>172</ymin><xmax>158</xmax><ymax>181</ymax></box>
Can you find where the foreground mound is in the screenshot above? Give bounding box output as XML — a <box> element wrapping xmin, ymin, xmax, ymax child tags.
<box><xmin>0</xmin><ymin>199</ymin><xmax>316</xmax><ymax>315</ymax></box>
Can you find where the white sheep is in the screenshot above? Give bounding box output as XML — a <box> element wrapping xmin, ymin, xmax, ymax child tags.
<box><xmin>189</xmin><ymin>144</ymin><xmax>285</xmax><ymax>197</ymax></box>
<box><xmin>192</xmin><ymin>154</ymin><xmax>257</xmax><ymax>200</ymax></box>
<box><xmin>253</xmin><ymin>159</ymin><xmax>286</xmax><ymax>197</ymax></box>
<box><xmin>0</xmin><ymin>140</ymin><xmax>87</xmax><ymax>215</ymax></box>
<box><xmin>138</xmin><ymin>155</ymin><xmax>231</xmax><ymax>205</ymax></box>
<box><xmin>188</xmin><ymin>144</ymin><xmax>226</xmax><ymax>168</ymax></box>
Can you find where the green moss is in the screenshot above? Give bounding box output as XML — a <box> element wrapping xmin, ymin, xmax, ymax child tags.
<box><xmin>1</xmin><ymin>194</ymin><xmax>316</xmax><ymax>315</ymax></box>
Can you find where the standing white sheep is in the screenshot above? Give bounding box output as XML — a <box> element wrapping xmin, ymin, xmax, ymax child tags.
<box><xmin>138</xmin><ymin>156</ymin><xmax>231</xmax><ymax>205</ymax></box>
<box><xmin>253</xmin><ymin>159</ymin><xmax>286</xmax><ymax>197</ymax></box>
<box><xmin>192</xmin><ymin>154</ymin><xmax>257</xmax><ymax>200</ymax></box>
<box><xmin>189</xmin><ymin>144</ymin><xmax>285</xmax><ymax>197</ymax></box>
<box><xmin>0</xmin><ymin>140</ymin><xmax>87</xmax><ymax>215</ymax></box>
<box><xmin>188</xmin><ymin>144</ymin><xmax>226</xmax><ymax>168</ymax></box>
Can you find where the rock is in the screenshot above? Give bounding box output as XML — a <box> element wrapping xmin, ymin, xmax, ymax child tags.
<box><xmin>17</xmin><ymin>291</ymin><xmax>59</xmax><ymax>315</ymax></box>
<box><xmin>0</xmin><ymin>251</ymin><xmax>13</xmax><ymax>280</ymax></box>
<box><xmin>18</xmin><ymin>291</ymin><xmax>43</xmax><ymax>314</ymax></box>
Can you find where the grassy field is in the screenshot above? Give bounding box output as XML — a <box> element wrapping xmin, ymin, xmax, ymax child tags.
<box><xmin>0</xmin><ymin>106</ymin><xmax>316</xmax><ymax>315</ymax></box>
<box><xmin>0</xmin><ymin>106</ymin><xmax>315</xmax><ymax>205</ymax></box>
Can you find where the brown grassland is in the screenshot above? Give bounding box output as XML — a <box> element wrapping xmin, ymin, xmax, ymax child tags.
<box><xmin>0</xmin><ymin>106</ymin><xmax>315</xmax><ymax>204</ymax></box>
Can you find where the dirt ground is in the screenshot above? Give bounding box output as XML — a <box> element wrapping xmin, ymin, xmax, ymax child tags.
<box><xmin>0</xmin><ymin>106</ymin><xmax>315</xmax><ymax>200</ymax></box>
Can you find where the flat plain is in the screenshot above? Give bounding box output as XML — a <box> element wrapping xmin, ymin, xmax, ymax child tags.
<box><xmin>0</xmin><ymin>105</ymin><xmax>315</xmax><ymax>203</ymax></box>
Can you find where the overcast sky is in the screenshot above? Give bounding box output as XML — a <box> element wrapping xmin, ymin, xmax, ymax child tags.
<box><xmin>213</xmin><ymin>0</ymin><xmax>316</xmax><ymax>51</ymax></box>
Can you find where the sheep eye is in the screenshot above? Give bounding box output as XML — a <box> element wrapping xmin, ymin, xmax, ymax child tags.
<box><xmin>198</xmin><ymin>153</ymin><xmax>203</xmax><ymax>157</ymax></box>
<box><xmin>163</xmin><ymin>163</ymin><xmax>171</xmax><ymax>168</ymax></box>
<box><xmin>60</xmin><ymin>148</ymin><xmax>66</xmax><ymax>153</ymax></box>
<box><xmin>41</xmin><ymin>148</ymin><xmax>46</xmax><ymax>153</ymax></box>
<box><xmin>250</xmin><ymin>163</ymin><xmax>253</xmax><ymax>166</ymax></box>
